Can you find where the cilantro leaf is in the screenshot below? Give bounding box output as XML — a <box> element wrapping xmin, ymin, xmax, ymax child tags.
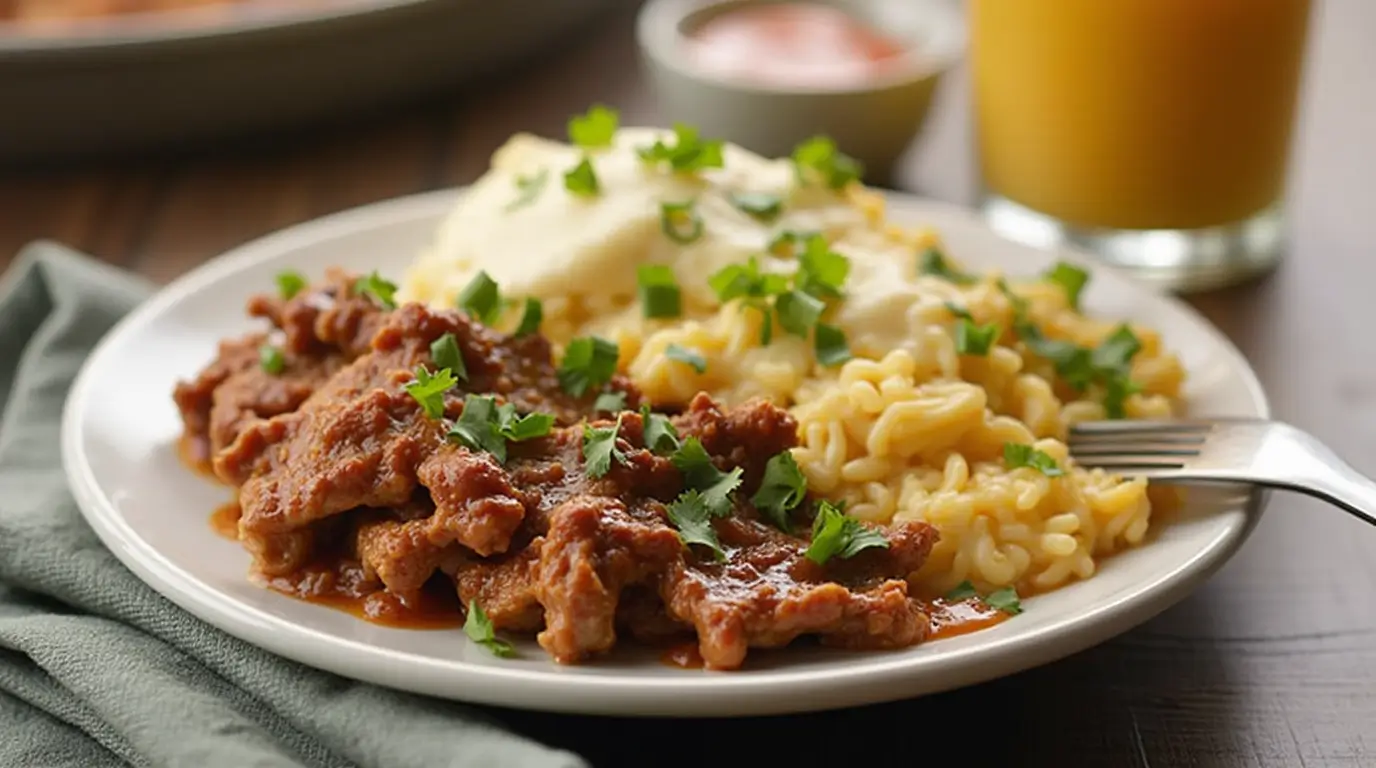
<box><xmin>1003</xmin><ymin>443</ymin><xmax>1065</xmax><ymax>477</ymax></box>
<box><xmin>429</xmin><ymin>333</ymin><xmax>468</xmax><ymax>381</ymax></box>
<box><xmin>259</xmin><ymin>344</ymin><xmax>285</xmax><ymax>375</ymax></box>
<box><xmin>637</xmin><ymin>123</ymin><xmax>725</xmax><ymax>173</ymax></box>
<box><xmin>494</xmin><ymin>402</ymin><xmax>555</xmax><ymax>442</ymax></box>
<box><xmin>751</xmin><ymin>451</ymin><xmax>807</xmax><ymax>531</ymax></box>
<box><xmin>637</xmin><ymin>264</ymin><xmax>682</xmax><ymax>319</ymax></box>
<box><xmin>730</xmin><ymin>191</ymin><xmax>783</xmax><ymax>221</ymax></box>
<box><xmin>804</xmin><ymin>501</ymin><xmax>889</xmax><ymax>565</ymax></box>
<box><xmin>464</xmin><ymin>601</ymin><xmax>516</xmax><ymax>657</ymax></box>
<box><xmin>945</xmin><ymin>580</ymin><xmax>979</xmax><ymax>601</ymax></box>
<box><xmin>1092</xmin><ymin>324</ymin><xmax>1142</xmax><ymax>374</ymax></box>
<box><xmin>985</xmin><ymin>587</ymin><xmax>1023</xmax><ymax>615</ymax></box>
<box><xmin>944</xmin><ymin>301</ymin><xmax>974</xmax><ymax>321</ymax></box>
<box><xmin>791</xmin><ymin>135</ymin><xmax>863</xmax><ymax>189</ymax></box>
<box><xmin>558</xmin><ymin>336</ymin><xmax>620</xmax><ymax>397</ymax></box>
<box><xmin>954</xmin><ymin>319</ymin><xmax>1000</xmax><ymax>356</ymax></box>
<box><xmin>665</xmin><ymin>343</ymin><xmax>707</xmax><ymax>373</ymax></box>
<box><xmin>814</xmin><ymin>323</ymin><xmax>852</xmax><ymax>367</ymax></box>
<box><xmin>594</xmin><ymin>391</ymin><xmax>627</xmax><ymax>414</ymax></box>
<box><xmin>671</xmin><ymin>437</ymin><xmax>742</xmax><ymax>517</ymax></box>
<box><xmin>276</xmin><ymin>270</ymin><xmax>307</xmax><ymax>300</ymax></box>
<box><xmin>917</xmin><ymin>248</ymin><xmax>976</xmax><ymax>285</ymax></box>
<box><xmin>449</xmin><ymin>395</ymin><xmax>507</xmax><ymax>461</ymax></box>
<box><xmin>795</xmin><ymin>235</ymin><xmax>850</xmax><ymax>298</ymax></box>
<box><xmin>583</xmin><ymin>415</ymin><xmax>629</xmax><ymax>478</ymax></box>
<box><xmin>354</xmin><ymin>271</ymin><xmax>398</xmax><ymax>309</ymax></box>
<box><xmin>660</xmin><ymin>200</ymin><xmax>704</xmax><ymax>244</ymax></box>
<box><xmin>405</xmin><ymin>365</ymin><xmax>457</xmax><ymax>420</ymax></box>
<box><xmin>514</xmin><ymin>297</ymin><xmax>543</xmax><ymax>337</ymax></box>
<box><xmin>640</xmin><ymin>404</ymin><xmax>680</xmax><ymax>454</ymax></box>
<box><xmin>568</xmin><ymin>104</ymin><xmax>619</xmax><ymax>148</ymax></box>
<box><xmin>1044</xmin><ymin>261</ymin><xmax>1090</xmax><ymax>310</ymax></box>
<box><xmin>666</xmin><ymin>490</ymin><xmax>727</xmax><ymax>561</ymax></box>
<box><xmin>1103</xmin><ymin>376</ymin><xmax>1143</xmax><ymax>420</ymax></box>
<box><xmin>776</xmin><ymin>289</ymin><xmax>824</xmax><ymax>337</ymax></box>
<box><xmin>456</xmin><ymin>271</ymin><xmax>502</xmax><ymax>326</ymax></box>
<box><xmin>564</xmin><ymin>156</ymin><xmax>600</xmax><ymax>196</ymax></box>
<box><xmin>505</xmin><ymin>168</ymin><xmax>549</xmax><ymax>212</ymax></box>
<box><xmin>708</xmin><ymin>257</ymin><xmax>788</xmax><ymax>304</ymax></box>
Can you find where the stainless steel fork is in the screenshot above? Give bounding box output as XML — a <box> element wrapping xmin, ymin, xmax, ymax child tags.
<box><xmin>1067</xmin><ymin>418</ymin><xmax>1376</xmax><ymax>528</ymax></box>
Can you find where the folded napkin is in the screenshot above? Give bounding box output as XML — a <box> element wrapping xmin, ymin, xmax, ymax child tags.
<box><xmin>0</xmin><ymin>244</ymin><xmax>590</xmax><ymax>768</ymax></box>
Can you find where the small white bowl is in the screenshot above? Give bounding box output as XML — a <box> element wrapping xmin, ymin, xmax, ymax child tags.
<box><xmin>636</xmin><ymin>0</ymin><xmax>965</xmax><ymax>185</ymax></box>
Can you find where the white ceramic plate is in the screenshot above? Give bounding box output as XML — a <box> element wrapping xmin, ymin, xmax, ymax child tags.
<box><xmin>61</xmin><ymin>189</ymin><xmax>1269</xmax><ymax>717</ymax></box>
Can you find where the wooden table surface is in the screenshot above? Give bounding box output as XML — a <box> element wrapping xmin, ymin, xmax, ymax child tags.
<box><xmin>5</xmin><ymin>2</ymin><xmax>1374</xmax><ymax>766</ymax></box>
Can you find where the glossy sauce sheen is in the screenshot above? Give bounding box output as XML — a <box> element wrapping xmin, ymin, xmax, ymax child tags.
<box><xmin>686</xmin><ymin>2</ymin><xmax>907</xmax><ymax>88</ymax></box>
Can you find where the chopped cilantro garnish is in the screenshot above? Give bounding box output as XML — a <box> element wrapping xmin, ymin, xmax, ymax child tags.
<box><xmin>640</xmin><ymin>404</ymin><xmax>680</xmax><ymax>454</ymax></box>
<box><xmin>775</xmin><ymin>289</ymin><xmax>825</xmax><ymax>337</ymax></box>
<box><xmin>354</xmin><ymin>271</ymin><xmax>398</xmax><ymax>309</ymax></box>
<box><xmin>795</xmin><ymin>235</ymin><xmax>850</xmax><ymax>299</ymax></box>
<box><xmin>505</xmin><ymin>168</ymin><xmax>549</xmax><ymax>213</ymax></box>
<box><xmin>259</xmin><ymin>344</ymin><xmax>285</xmax><ymax>375</ymax></box>
<box><xmin>917</xmin><ymin>248</ymin><xmax>976</xmax><ymax>285</ymax></box>
<box><xmin>1013</xmin><ymin>312</ymin><xmax>1142</xmax><ymax>417</ymax></box>
<box><xmin>791</xmin><ymin>135</ymin><xmax>863</xmax><ymax>190</ymax></box>
<box><xmin>665</xmin><ymin>343</ymin><xmax>707</xmax><ymax>373</ymax></box>
<box><xmin>637</xmin><ymin>123</ymin><xmax>724</xmax><ymax>173</ymax></box>
<box><xmin>583</xmin><ymin>414</ymin><xmax>629</xmax><ymax>478</ymax></box>
<box><xmin>1003</xmin><ymin>443</ymin><xmax>1066</xmax><ymax>477</ymax></box>
<box><xmin>563</xmin><ymin>156</ymin><xmax>600</xmax><ymax>196</ymax></box>
<box><xmin>456</xmin><ymin>271</ymin><xmax>502</xmax><ymax>326</ymax></box>
<box><xmin>945</xmin><ymin>580</ymin><xmax>979</xmax><ymax>601</ymax></box>
<box><xmin>666</xmin><ymin>490</ymin><xmax>726</xmax><ymax>562</ymax></box>
<box><xmin>1102</xmin><ymin>377</ymin><xmax>1143</xmax><ymax>420</ymax></box>
<box><xmin>814</xmin><ymin>323</ymin><xmax>852</xmax><ymax>367</ymax></box>
<box><xmin>637</xmin><ymin>264</ymin><xmax>682</xmax><ymax>319</ymax></box>
<box><xmin>558</xmin><ymin>336</ymin><xmax>620</xmax><ymax>397</ymax></box>
<box><xmin>405</xmin><ymin>365</ymin><xmax>457</xmax><ymax>420</ymax></box>
<box><xmin>708</xmin><ymin>256</ymin><xmax>789</xmax><ymax>304</ymax></box>
<box><xmin>449</xmin><ymin>394</ymin><xmax>553</xmax><ymax>463</ymax></box>
<box><xmin>568</xmin><ymin>104</ymin><xmax>619</xmax><ymax>148</ymax></box>
<box><xmin>985</xmin><ymin>587</ymin><xmax>1023</xmax><ymax>615</ymax></box>
<box><xmin>594</xmin><ymin>391</ymin><xmax>627</xmax><ymax>414</ymax></box>
<box><xmin>464</xmin><ymin>600</ymin><xmax>515</xmax><ymax>657</ymax></box>
<box><xmin>751</xmin><ymin>451</ymin><xmax>807</xmax><ymax>531</ymax></box>
<box><xmin>730</xmin><ymin>191</ymin><xmax>783</xmax><ymax>221</ymax></box>
<box><xmin>1044</xmin><ymin>261</ymin><xmax>1090</xmax><ymax>310</ymax></box>
<box><xmin>671</xmin><ymin>437</ymin><xmax>742</xmax><ymax>517</ymax></box>
<box><xmin>944</xmin><ymin>301</ymin><xmax>974</xmax><ymax>321</ymax></box>
<box><xmin>660</xmin><ymin>200</ymin><xmax>704</xmax><ymax>244</ymax></box>
<box><xmin>804</xmin><ymin>501</ymin><xmax>888</xmax><ymax>565</ymax></box>
<box><xmin>514</xmin><ymin>297</ymin><xmax>543</xmax><ymax>337</ymax></box>
<box><xmin>276</xmin><ymin>270</ymin><xmax>307</xmax><ymax>300</ymax></box>
<box><xmin>954</xmin><ymin>319</ymin><xmax>1000</xmax><ymax>356</ymax></box>
<box><xmin>429</xmin><ymin>333</ymin><xmax>468</xmax><ymax>380</ymax></box>
<box><xmin>1092</xmin><ymin>324</ymin><xmax>1142</xmax><ymax>373</ymax></box>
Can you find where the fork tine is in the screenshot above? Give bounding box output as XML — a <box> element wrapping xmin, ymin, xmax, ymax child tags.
<box><xmin>1069</xmin><ymin>420</ymin><xmax>1215</xmax><ymax>435</ymax></box>
<box><xmin>1069</xmin><ymin>444</ymin><xmax>1202</xmax><ymax>457</ymax></box>
<box><xmin>1067</xmin><ymin>433</ymin><xmax>1208</xmax><ymax>447</ymax></box>
<box><xmin>1071</xmin><ymin>456</ymin><xmax>1189</xmax><ymax>470</ymax></box>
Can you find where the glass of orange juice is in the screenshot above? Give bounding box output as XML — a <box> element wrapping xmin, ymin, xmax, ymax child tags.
<box><xmin>970</xmin><ymin>0</ymin><xmax>1313</xmax><ymax>291</ymax></box>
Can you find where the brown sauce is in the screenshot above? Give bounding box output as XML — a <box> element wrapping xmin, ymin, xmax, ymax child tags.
<box><xmin>262</xmin><ymin>565</ymin><xmax>463</xmax><ymax>630</ymax></box>
<box><xmin>209</xmin><ymin>500</ymin><xmax>241</xmax><ymax>541</ymax></box>
<box><xmin>661</xmin><ymin>642</ymin><xmax>706</xmax><ymax>669</ymax></box>
<box><xmin>925</xmin><ymin>597</ymin><xmax>1010</xmax><ymax>640</ymax></box>
<box><xmin>178</xmin><ymin>433</ymin><xmax>217</xmax><ymax>479</ymax></box>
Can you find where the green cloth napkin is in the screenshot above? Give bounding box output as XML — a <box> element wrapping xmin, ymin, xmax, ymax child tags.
<box><xmin>0</xmin><ymin>243</ymin><xmax>591</xmax><ymax>768</ymax></box>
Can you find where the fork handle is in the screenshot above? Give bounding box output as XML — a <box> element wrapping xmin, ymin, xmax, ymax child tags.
<box><xmin>1285</xmin><ymin>440</ymin><xmax>1376</xmax><ymax>528</ymax></box>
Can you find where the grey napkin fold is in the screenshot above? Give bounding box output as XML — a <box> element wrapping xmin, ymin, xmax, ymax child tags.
<box><xmin>0</xmin><ymin>243</ymin><xmax>590</xmax><ymax>768</ymax></box>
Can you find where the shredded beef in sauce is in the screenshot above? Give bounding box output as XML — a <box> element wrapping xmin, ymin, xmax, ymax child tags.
<box><xmin>173</xmin><ymin>270</ymin><xmax>940</xmax><ymax>670</ymax></box>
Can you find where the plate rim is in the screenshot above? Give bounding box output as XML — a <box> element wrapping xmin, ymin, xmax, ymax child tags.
<box><xmin>60</xmin><ymin>188</ymin><xmax>1272</xmax><ymax>716</ymax></box>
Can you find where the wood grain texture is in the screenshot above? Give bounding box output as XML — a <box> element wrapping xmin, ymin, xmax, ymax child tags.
<box><xmin>2</xmin><ymin>1</ymin><xmax>1373</xmax><ymax>765</ymax></box>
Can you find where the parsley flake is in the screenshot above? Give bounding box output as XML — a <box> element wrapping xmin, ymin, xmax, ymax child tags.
<box><xmin>505</xmin><ymin>168</ymin><xmax>549</xmax><ymax>213</ymax></box>
<box><xmin>640</xmin><ymin>405</ymin><xmax>681</xmax><ymax>454</ymax></box>
<box><xmin>708</xmin><ymin>256</ymin><xmax>789</xmax><ymax>304</ymax></box>
<box><xmin>804</xmin><ymin>501</ymin><xmax>889</xmax><ymax>565</ymax></box>
<box><xmin>751</xmin><ymin>452</ymin><xmax>807</xmax><ymax>531</ymax></box>
<box><xmin>514</xmin><ymin>297</ymin><xmax>543</xmax><ymax>337</ymax></box>
<box><xmin>944</xmin><ymin>301</ymin><xmax>974</xmax><ymax>321</ymax></box>
<box><xmin>986</xmin><ymin>587</ymin><xmax>1024</xmax><ymax>615</ymax></box>
<box><xmin>637</xmin><ymin>265</ymin><xmax>682</xmax><ymax>319</ymax></box>
<box><xmin>776</xmin><ymin>289</ymin><xmax>825</xmax><ymax>337</ymax></box>
<box><xmin>456</xmin><ymin>271</ymin><xmax>502</xmax><ymax>326</ymax></box>
<box><xmin>1003</xmin><ymin>443</ymin><xmax>1066</xmax><ymax>477</ymax></box>
<box><xmin>276</xmin><ymin>270</ymin><xmax>307</xmax><ymax>300</ymax></box>
<box><xmin>405</xmin><ymin>365</ymin><xmax>458</xmax><ymax>420</ymax></box>
<box><xmin>429</xmin><ymin>333</ymin><xmax>468</xmax><ymax>380</ymax></box>
<box><xmin>564</xmin><ymin>156</ymin><xmax>600</xmax><ymax>197</ymax></box>
<box><xmin>791</xmin><ymin>135</ymin><xmax>863</xmax><ymax>190</ymax></box>
<box><xmin>664</xmin><ymin>343</ymin><xmax>707</xmax><ymax>373</ymax></box>
<box><xmin>795</xmin><ymin>235</ymin><xmax>850</xmax><ymax>299</ymax></box>
<box><xmin>259</xmin><ymin>344</ymin><xmax>285</xmax><ymax>375</ymax></box>
<box><xmin>354</xmin><ymin>271</ymin><xmax>398</xmax><ymax>309</ymax></box>
<box><xmin>945</xmin><ymin>580</ymin><xmax>979</xmax><ymax>601</ymax></box>
<box><xmin>729</xmin><ymin>191</ymin><xmax>783</xmax><ymax>221</ymax></box>
<box><xmin>814</xmin><ymin>323</ymin><xmax>852</xmax><ymax>367</ymax></box>
<box><xmin>594</xmin><ymin>391</ymin><xmax>627</xmax><ymax>414</ymax></box>
<box><xmin>558</xmin><ymin>336</ymin><xmax>620</xmax><ymax>397</ymax></box>
<box><xmin>464</xmin><ymin>601</ymin><xmax>516</xmax><ymax>657</ymax></box>
<box><xmin>583</xmin><ymin>415</ymin><xmax>629</xmax><ymax>478</ymax></box>
<box><xmin>660</xmin><ymin>200</ymin><xmax>704</xmax><ymax>244</ymax></box>
<box><xmin>918</xmin><ymin>248</ymin><xmax>976</xmax><ymax>285</ymax></box>
<box><xmin>667</xmin><ymin>490</ymin><xmax>727</xmax><ymax>562</ymax></box>
<box><xmin>955</xmin><ymin>319</ymin><xmax>1000</xmax><ymax>356</ymax></box>
<box><xmin>637</xmin><ymin>123</ymin><xmax>725</xmax><ymax>173</ymax></box>
<box><xmin>448</xmin><ymin>395</ymin><xmax>553</xmax><ymax>464</ymax></box>
<box><xmin>568</xmin><ymin>104</ymin><xmax>619</xmax><ymax>148</ymax></box>
<box><xmin>671</xmin><ymin>437</ymin><xmax>742</xmax><ymax>517</ymax></box>
<box><xmin>1045</xmin><ymin>261</ymin><xmax>1090</xmax><ymax>310</ymax></box>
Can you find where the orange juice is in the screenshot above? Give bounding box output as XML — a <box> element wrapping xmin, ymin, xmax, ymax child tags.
<box><xmin>971</xmin><ymin>0</ymin><xmax>1312</xmax><ymax>231</ymax></box>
